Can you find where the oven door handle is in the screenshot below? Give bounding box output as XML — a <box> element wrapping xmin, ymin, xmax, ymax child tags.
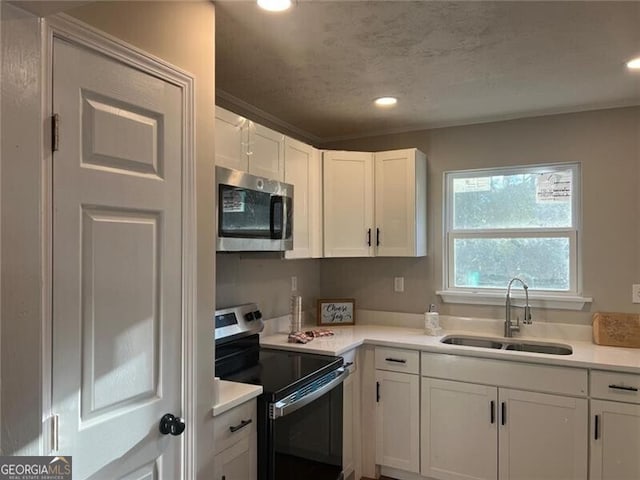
<box><xmin>270</xmin><ymin>367</ymin><xmax>349</xmax><ymax>420</ymax></box>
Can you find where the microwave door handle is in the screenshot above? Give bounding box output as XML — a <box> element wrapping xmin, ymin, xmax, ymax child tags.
<box><xmin>270</xmin><ymin>196</ymin><xmax>283</xmax><ymax>239</ymax></box>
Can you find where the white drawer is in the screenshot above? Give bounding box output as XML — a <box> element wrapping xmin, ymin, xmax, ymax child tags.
<box><xmin>375</xmin><ymin>347</ymin><xmax>419</xmax><ymax>374</ymax></box>
<box><xmin>591</xmin><ymin>370</ymin><xmax>640</xmax><ymax>404</ymax></box>
<box><xmin>214</xmin><ymin>399</ymin><xmax>257</xmax><ymax>455</ymax></box>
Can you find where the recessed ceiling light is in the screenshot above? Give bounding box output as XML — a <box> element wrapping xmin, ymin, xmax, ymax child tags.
<box><xmin>627</xmin><ymin>57</ymin><xmax>640</xmax><ymax>70</ymax></box>
<box><xmin>257</xmin><ymin>0</ymin><xmax>292</xmax><ymax>12</ymax></box>
<box><xmin>374</xmin><ymin>97</ymin><xmax>398</xmax><ymax>107</ymax></box>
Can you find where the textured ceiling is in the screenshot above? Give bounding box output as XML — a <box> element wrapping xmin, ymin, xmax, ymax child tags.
<box><xmin>216</xmin><ymin>1</ymin><xmax>640</xmax><ymax>142</ymax></box>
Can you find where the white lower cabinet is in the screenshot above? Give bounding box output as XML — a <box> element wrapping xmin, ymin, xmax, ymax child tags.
<box><xmin>498</xmin><ymin>388</ymin><xmax>588</xmax><ymax>480</ymax></box>
<box><xmin>214</xmin><ymin>436</ymin><xmax>256</xmax><ymax>480</ymax></box>
<box><xmin>589</xmin><ymin>369</ymin><xmax>640</xmax><ymax>480</ymax></box>
<box><xmin>375</xmin><ymin>369</ymin><xmax>420</xmax><ymax>473</ymax></box>
<box><xmin>590</xmin><ymin>400</ymin><xmax>640</xmax><ymax>480</ymax></box>
<box><xmin>421</xmin><ymin>378</ymin><xmax>498</xmax><ymax>480</ymax></box>
<box><xmin>213</xmin><ymin>400</ymin><xmax>257</xmax><ymax>480</ymax></box>
<box><xmin>420</xmin><ymin>353</ymin><xmax>588</xmax><ymax>480</ymax></box>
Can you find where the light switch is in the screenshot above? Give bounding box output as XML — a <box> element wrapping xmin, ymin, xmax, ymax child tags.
<box><xmin>394</xmin><ymin>277</ymin><xmax>404</xmax><ymax>293</ymax></box>
<box><xmin>291</xmin><ymin>276</ymin><xmax>298</xmax><ymax>292</ymax></box>
<box><xmin>632</xmin><ymin>284</ymin><xmax>640</xmax><ymax>303</ymax></box>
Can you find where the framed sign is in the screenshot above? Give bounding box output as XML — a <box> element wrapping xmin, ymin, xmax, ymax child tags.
<box><xmin>317</xmin><ymin>298</ymin><xmax>355</xmax><ymax>326</ymax></box>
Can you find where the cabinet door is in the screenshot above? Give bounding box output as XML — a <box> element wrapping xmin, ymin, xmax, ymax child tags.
<box><xmin>323</xmin><ymin>151</ymin><xmax>374</xmax><ymax>257</ymax></box>
<box><xmin>590</xmin><ymin>399</ymin><xmax>640</xmax><ymax>480</ymax></box>
<box><xmin>215</xmin><ymin>106</ymin><xmax>249</xmax><ymax>171</ymax></box>
<box><xmin>499</xmin><ymin>388</ymin><xmax>588</xmax><ymax>480</ymax></box>
<box><xmin>375</xmin><ymin>370</ymin><xmax>419</xmax><ymax>473</ymax></box>
<box><xmin>248</xmin><ymin>122</ymin><xmax>284</xmax><ymax>181</ymax></box>
<box><xmin>213</xmin><ymin>435</ymin><xmax>256</xmax><ymax>480</ymax></box>
<box><xmin>284</xmin><ymin>137</ymin><xmax>321</xmax><ymax>259</ymax></box>
<box><xmin>421</xmin><ymin>378</ymin><xmax>498</xmax><ymax>480</ymax></box>
<box><xmin>374</xmin><ymin>149</ymin><xmax>427</xmax><ymax>257</ymax></box>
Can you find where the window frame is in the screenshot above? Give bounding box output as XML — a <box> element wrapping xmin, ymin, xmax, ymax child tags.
<box><xmin>440</xmin><ymin>162</ymin><xmax>590</xmax><ymax>309</ymax></box>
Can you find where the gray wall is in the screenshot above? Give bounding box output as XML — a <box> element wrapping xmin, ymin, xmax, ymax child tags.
<box><xmin>216</xmin><ymin>254</ymin><xmax>321</xmax><ymax>320</ymax></box>
<box><xmin>321</xmin><ymin>107</ymin><xmax>640</xmax><ymax>325</ymax></box>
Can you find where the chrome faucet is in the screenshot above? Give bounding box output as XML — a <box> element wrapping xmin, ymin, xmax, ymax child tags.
<box><xmin>505</xmin><ymin>277</ymin><xmax>532</xmax><ymax>337</ymax></box>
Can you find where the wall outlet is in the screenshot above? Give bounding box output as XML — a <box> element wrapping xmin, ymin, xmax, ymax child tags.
<box><xmin>291</xmin><ymin>276</ymin><xmax>298</xmax><ymax>292</ymax></box>
<box><xmin>394</xmin><ymin>277</ymin><xmax>404</xmax><ymax>293</ymax></box>
<box><xmin>633</xmin><ymin>284</ymin><xmax>640</xmax><ymax>303</ymax></box>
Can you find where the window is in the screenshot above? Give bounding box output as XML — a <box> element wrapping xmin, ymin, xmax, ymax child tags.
<box><xmin>442</xmin><ymin>163</ymin><xmax>584</xmax><ymax>306</ymax></box>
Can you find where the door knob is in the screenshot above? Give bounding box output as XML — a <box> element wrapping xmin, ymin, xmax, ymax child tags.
<box><xmin>159</xmin><ymin>413</ymin><xmax>185</xmax><ymax>436</ymax></box>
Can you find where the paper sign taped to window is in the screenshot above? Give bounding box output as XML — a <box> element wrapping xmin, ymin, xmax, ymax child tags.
<box><xmin>454</xmin><ymin>177</ymin><xmax>491</xmax><ymax>193</ymax></box>
<box><xmin>536</xmin><ymin>172</ymin><xmax>571</xmax><ymax>202</ymax></box>
<box><xmin>222</xmin><ymin>189</ymin><xmax>246</xmax><ymax>213</ymax></box>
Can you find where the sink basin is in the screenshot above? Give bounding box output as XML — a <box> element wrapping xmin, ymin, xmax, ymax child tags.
<box><xmin>440</xmin><ymin>335</ymin><xmax>573</xmax><ymax>355</ymax></box>
<box><xmin>441</xmin><ymin>335</ymin><xmax>504</xmax><ymax>349</ymax></box>
<box><xmin>504</xmin><ymin>342</ymin><xmax>572</xmax><ymax>355</ymax></box>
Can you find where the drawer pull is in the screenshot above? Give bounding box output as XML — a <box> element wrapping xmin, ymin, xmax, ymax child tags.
<box><xmin>608</xmin><ymin>384</ymin><xmax>638</xmax><ymax>392</ymax></box>
<box><xmin>229</xmin><ymin>418</ymin><xmax>252</xmax><ymax>433</ymax></box>
<box><xmin>385</xmin><ymin>357</ymin><xmax>407</xmax><ymax>364</ymax></box>
<box><xmin>344</xmin><ymin>362</ymin><xmax>354</xmax><ymax>368</ymax></box>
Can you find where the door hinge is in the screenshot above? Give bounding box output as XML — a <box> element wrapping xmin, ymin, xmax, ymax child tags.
<box><xmin>51</xmin><ymin>113</ymin><xmax>59</xmax><ymax>152</ymax></box>
<box><xmin>50</xmin><ymin>414</ymin><xmax>59</xmax><ymax>451</ymax></box>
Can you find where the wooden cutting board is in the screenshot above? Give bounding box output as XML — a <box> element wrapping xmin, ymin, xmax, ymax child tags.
<box><xmin>593</xmin><ymin>312</ymin><xmax>640</xmax><ymax>348</ymax></box>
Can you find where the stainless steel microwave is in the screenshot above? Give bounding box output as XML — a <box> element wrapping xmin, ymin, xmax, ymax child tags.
<box><xmin>216</xmin><ymin>166</ymin><xmax>293</xmax><ymax>252</ymax></box>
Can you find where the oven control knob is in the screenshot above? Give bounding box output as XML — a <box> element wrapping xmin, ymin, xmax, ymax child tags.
<box><xmin>244</xmin><ymin>312</ymin><xmax>255</xmax><ymax>322</ymax></box>
<box><xmin>254</xmin><ymin>310</ymin><xmax>263</xmax><ymax>320</ymax></box>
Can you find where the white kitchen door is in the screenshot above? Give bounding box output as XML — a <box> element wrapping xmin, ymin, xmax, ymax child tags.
<box><xmin>52</xmin><ymin>37</ymin><xmax>184</xmax><ymax>479</ymax></box>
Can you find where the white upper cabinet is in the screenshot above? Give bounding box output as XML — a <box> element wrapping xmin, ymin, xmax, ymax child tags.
<box><xmin>248</xmin><ymin>122</ymin><xmax>284</xmax><ymax>181</ymax></box>
<box><xmin>214</xmin><ymin>106</ymin><xmax>284</xmax><ymax>181</ymax></box>
<box><xmin>215</xmin><ymin>106</ymin><xmax>248</xmax><ymax>172</ymax></box>
<box><xmin>375</xmin><ymin>149</ymin><xmax>427</xmax><ymax>257</ymax></box>
<box><xmin>284</xmin><ymin>137</ymin><xmax>322</xmax><ymax>259</ymax></box>
<box><xmin>323</xmin><ymin>148</ymin><xmax>427</xmax><ymax>258</ymax></box>
<box><xmin>323</xmin><ymin>151</ymin><xmax>375</xmax><ymax>257</ymax></box>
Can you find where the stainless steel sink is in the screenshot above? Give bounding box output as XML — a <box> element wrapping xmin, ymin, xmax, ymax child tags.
<box><xmin>440</xmin><ymin>335</ymin><xmax>573</xmax><ymax>355</ymax></box>
<box><xmin>504</xmin><ymin>342</ymin><xmax>572</xmax><ymax>355</ymax></box>
<box><xmin>441</xmin><ymin>335</ymin><xmax>504</xmax><ymax>349</ymax></box>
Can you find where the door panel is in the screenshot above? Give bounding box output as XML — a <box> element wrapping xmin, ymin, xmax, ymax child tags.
<box><xmin>52</xmin><ymin>38</ymin><xmax>183</xmax><ymax>479</ymax></box>
<box><xmin>590</xmin><ymin>400</ymin><xmax>640</xmax><ymax>480</ymax></box>
<box><xmin>323</xmin><ymin>151</ymin><xmax>374</xmax><ymax>257</ymax></box>
<box><xmin>499</xmin><ymin>388</ymin><xmax>588</xmax><ymax>480</ymax></box>
<box><xmin>421</xmin><ymin>378</ymin><xmax>498</xmax><ymax>480</ymax></box>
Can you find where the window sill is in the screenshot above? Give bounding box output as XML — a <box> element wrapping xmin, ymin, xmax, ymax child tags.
<box><xmin>436</xmin><ymin>290</ymin><xmax>592</xmax><ymax>311</ymax></box>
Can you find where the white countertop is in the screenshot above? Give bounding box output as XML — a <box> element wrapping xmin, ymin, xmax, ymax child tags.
<box><xmin>260</xmin><ymin>324</ymin><xmax>640</xmax><ymax>374</ymax></box>
<box><xmin>212</xmin><ymin>380</ymin><xmax>263</xmax><ymax>417</ymax></box>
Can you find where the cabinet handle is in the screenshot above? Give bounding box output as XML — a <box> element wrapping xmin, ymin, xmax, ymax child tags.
<box><xmin>385</xmin><ymin>357</ymin><xmax>407</xmax><ymax>364</ymax></box>
<box><xmin>608</xmin><ymin>384</ymin><xmax>638</xmax><ymax>392</ymax></box>
<box><xmin>594</xmin><ymin>414</ymin><xmax>600</xmax><ymax>440</ymax></box>
<box><xmin>229</xmin><ymin>418</ymin><xmax>252</xmax><ymax>433</ymax></box>
<box><xmin>501</xmin><ymin>402</ymin><xmax>506</xmax><ymax>426</ymax></box>
<box><xmin>376</xmin><ymin>381</ymin><xmax>380</xmax><ymax>402</ymax></box>
<box><xmin>376</xmin><ymin>228</ymin><xmax>380</xmax><ymax>246</ymax></box>
<box><xmin>490</xmin><ymin>401</ymin><xmax>495</xmax><ymax>424</ymax></box>
<box><xmin>367</xmin><ymin>228</ymin><xmax>371</xmax><ymax>247</ymax></box>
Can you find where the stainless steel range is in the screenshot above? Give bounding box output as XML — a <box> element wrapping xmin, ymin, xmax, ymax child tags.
<box><xmin>214</xmin><ymin>303</ymin><xmax>348</xmax><ymax>480</ymax></box>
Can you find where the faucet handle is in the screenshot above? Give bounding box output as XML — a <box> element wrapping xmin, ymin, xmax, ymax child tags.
<box><xmin>523</xmin><ymin>305</ymin><xmax>533</xmax><ymax>325</ymax></box>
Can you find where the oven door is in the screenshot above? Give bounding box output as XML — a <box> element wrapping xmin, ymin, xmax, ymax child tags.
<box><xmin>262</xmin><ymin>370</ymin><xmax>346</xmax><ymax>480</ymax></box>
